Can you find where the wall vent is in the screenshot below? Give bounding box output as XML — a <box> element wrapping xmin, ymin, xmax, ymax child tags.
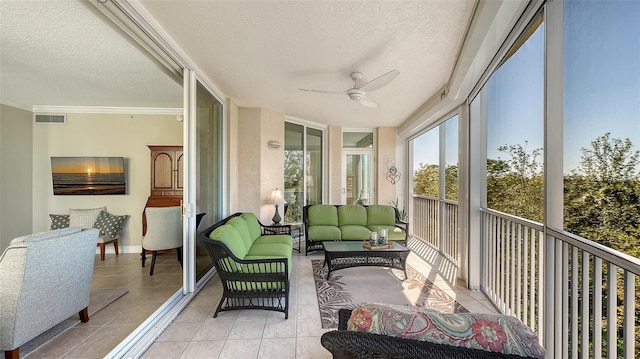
<box><xmin>34</xmin><ymin>114</ymin><xmax>66</xmax><ymax>124</ymax></box>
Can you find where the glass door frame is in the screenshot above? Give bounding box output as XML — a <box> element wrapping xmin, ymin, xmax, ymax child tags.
<box><xmin>342</xmin><ymin>149</ymin><xmax>375</xmax><ymax>205</ymax></box>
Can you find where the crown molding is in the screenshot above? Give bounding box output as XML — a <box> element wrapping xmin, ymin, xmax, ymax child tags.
<box><xmin>31</xmin><ymin>105</ymin><xmax>182</xmax><ymax>115</ymax></box>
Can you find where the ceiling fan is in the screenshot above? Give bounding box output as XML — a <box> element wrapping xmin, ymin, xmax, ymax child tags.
<box><xmin>299</xmin><ymin>69</ymin><xmax>400</xmax><ymax>108</ymax></box>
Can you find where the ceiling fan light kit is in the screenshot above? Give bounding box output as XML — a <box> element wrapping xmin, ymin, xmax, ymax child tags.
<box><xmin>299</xmin><ymin>69</ymin><xmax>399</xmax><ymax>108</ymax></box>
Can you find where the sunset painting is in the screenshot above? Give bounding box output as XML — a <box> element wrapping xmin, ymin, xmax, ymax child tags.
<box><xmin>51</xmin><ymin>157</ymin><xmax>126</xmax><ymax>195</ymax></box>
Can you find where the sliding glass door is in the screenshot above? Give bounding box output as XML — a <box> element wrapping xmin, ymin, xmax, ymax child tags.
<box><xmin>284</xmin><ymin>122</ymin><xmax>323</xmax><ymax>223</ymax></box>
<box><xmin>193</xmin><ymin>80</ymin><xmax>223</xmax><ymax>281</ymax></box>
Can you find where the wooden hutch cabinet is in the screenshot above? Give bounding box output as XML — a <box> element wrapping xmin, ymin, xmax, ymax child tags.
<box><xmin>149</xmin><ymin>145</ymin><xmax>184</xmax><ymax>197</ymax></box>
<box><xmin>143</xmin><ymin>145</ymin><xmax>183</xmax><ymax>235</ymax></box>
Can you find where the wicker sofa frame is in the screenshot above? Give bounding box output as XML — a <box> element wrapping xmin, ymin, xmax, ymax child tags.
<box><xmin>198</xmin><ymin>213</ymin><xmax>292</xmax><ymax>319</ymax></box>
<box><xmin>320</xmin><ymin>309</ymin><xmax>529</xmax><ymax>359</ymax></box>
<box><xmin>303</xmin><ymin>204</ymin><xmax>409</xmax><ymax>255</ymax></box>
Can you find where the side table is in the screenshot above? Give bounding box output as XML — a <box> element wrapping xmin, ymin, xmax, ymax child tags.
<box><xmin>265</xmin><ymin>223</ymin><xmax>302</xmax><ymax>253</ymax></box>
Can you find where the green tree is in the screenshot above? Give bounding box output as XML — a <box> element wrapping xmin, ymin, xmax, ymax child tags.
<box><xmin>487</xmin><ymin>142</ymin><xmax>543</xmax><ymax>222</ymax></box>
<box><xmin>564</xmin><ymin>133</ymin><xmax>640</xmax><ymax>258</ymax></box>
<box><xmin>413</xmin><ymin>163</ymin><xmax>439</xmax><ymax>197</ymax></box>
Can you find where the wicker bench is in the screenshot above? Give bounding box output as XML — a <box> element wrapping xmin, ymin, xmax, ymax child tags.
<box><xmin>198</xmin><ymin>213</ymin><xmax>293</xmax><ymax>319</ymax></box>
<box><xmin>321</xmin><ymin>308</ymin><xmax>540</xmax><ymax>359</ymax></box>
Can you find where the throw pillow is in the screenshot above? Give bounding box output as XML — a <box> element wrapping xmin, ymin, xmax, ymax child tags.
<box><xmin>347</xmin><ymin>302</ymin><xmax>545</xmax><ymax>358</ymax></box>
<box><xmin>49</xmin><ymin>214</ymin><xmax>70</xmax><ymax>230</ymax></box>
<box><xmin>93</xmin><ymin>210</ymin><xmax>129</xmax><ymax>237</ymax></box>
<box><xmin>69</xmin><ymin>207</ymin><xmax>106</xmax><ymax>228</ymax></box>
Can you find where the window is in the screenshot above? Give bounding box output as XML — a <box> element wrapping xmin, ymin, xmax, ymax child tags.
<box><xmin>284</xmin><ymin>122</ymin><xmax>323</xmax><ymax>222</ymax></box>
<box><xmin>563</xmin><ymin>0</ymin><xmax>640</xmax><ymax>258</ymax></box>
<box><xmin>481</xmin><ymin>17</ymin><xmax>544</xmax><ymax>222</ymax></box>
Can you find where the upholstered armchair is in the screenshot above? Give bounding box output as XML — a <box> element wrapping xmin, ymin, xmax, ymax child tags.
<box><xmin>141</xmin><ymin>206</ymin><xmax>183</xmax><ymax>275</ymax></box>
<box><xmin>0</xmin><ymin>227</ymin><xmax>99</xmax><ymax>359</ymax></box>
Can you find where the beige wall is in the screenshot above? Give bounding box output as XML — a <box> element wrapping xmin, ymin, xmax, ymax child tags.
<box><xmin>227</xmin><ymin>98</ymin><xmax>239</xmax><ymax>214</ymax></box>
<box><xmin>376</xmin><ymin>127</ymin><xmax>397</xmax><ymax>206</ymax></box>
<box><xmin>327</xmin><ymin>125</ymin><xmax>342</xmax><ymax>205</ymax></box>
<box><xmin>236</xmin><ymin>107</ymin><xmax>285</xmax><ymax>224</ymax></box>
<box><xmin>0</xmin><ymin>104</ymin><xmax>33</xmax><ymax>252</ymax></box>
<box><xmin>32</xmin><ymin>113</ymin><xmax>182</xmax><ymax>252</ymax></box>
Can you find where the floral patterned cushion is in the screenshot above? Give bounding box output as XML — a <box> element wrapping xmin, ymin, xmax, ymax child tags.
<box><xmin>347</xmin><ymin>302</ymin><xmax>545</xmax><ymax>358</ymax></box>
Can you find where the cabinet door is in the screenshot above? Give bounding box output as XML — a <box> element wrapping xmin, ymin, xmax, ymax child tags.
<box><xmin>152</xmin><ymin>151</ymin><xmax>174</xmax><ymax>191</ymax></box>
<box><xmin>176</xmin><ymin>150</ymin><xmax>184</xmax><ymax>191</ymax></box>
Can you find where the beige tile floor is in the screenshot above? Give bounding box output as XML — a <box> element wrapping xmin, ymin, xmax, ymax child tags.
<box><xmin>25</xmin><ymin>252</ymin><xmax>183</xmax><ymax>358</ymax></box>
<box><xmin>142</xmin><ymin>239</ymin><xmax>498</xmax><ymax>359</ymax></box>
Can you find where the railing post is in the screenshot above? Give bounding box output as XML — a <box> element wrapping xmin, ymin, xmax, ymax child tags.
<box><xmin>543</xmin><ymin>232</ymin><xmax>554</xmax><ymax>355</ymax></box>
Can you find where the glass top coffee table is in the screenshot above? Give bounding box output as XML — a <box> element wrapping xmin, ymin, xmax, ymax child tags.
<box><xmin>322</xmin><ymin>241</ymin><xmax>410</xmax><ymax>280</ymax></box>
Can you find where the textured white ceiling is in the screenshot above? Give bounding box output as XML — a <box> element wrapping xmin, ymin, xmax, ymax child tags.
<box><xmin>0</xmin><ymin>0</ymin><xmax>182</xmax><ymax>110</ymax></box>
<box><xmin>139</xmin><ymin>0</ymin><xmax>475</xmax><ymax>128</ymax></box>
<box><xmin>0</xmin><ymin>0</ymin><xmax>474</xmax><ymax>129</ymax></box>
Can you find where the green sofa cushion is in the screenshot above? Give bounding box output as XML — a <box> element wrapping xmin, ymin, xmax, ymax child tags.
<box><xmin>227</xmin><ymin>216</ymin><xmax>254</xmax><ymax>250</ymax></box>
<box><xmin>339</xmin><ymin>225</ymin><xmax>372</xmax><ymax>240</ymax></box>
<box><xmin>308</xmin><ymin>205</ymin><xmax>338</xmax><ymax>226</ymax></box>
<box><xmin>366</xmin><ymin>205</ymin><xmax>396</xmax><ymax>226</ymax></box>
<box><xmin>338</xmin><ymin>205</ymin><xmax>367</xmax><ymax>226</ymax></box>
<box><xmin>367</xmin><ymin>225</ymin><xmax>406</xmax><ymax>241</ymax></box>
<box><xmin>254</xmin><ymin>234</ymin><xmax>293</xmax><ymax>248</ymax></box>
<box><xmin>240</xmin><ymin>213</ymin><xmax>262</xmax><ymax>241</ymax></box>
<box><xmin>209</xmin><ymin>224</ymin><xmax>248</xmax><ymax>259</ymax></box>
<box><xmin>247</xmin><ymin>243</ymin><xmax>292</xmax><ymax>257</ymax></box>
<box><xmin>309</xmin><ymin>225</ymin><xmax>342</xmax><ymax>240</ymax></box>
<box><xmin>244</xmin><ymin>255</ymin><xmax>292</xmax><ymax>278</ymax></box>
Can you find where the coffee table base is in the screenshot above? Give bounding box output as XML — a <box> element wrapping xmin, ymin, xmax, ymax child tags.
<box><xmin>323</xmin><ymin>251</ymin><xmax>409</xmax><ymax>280</ymax></box>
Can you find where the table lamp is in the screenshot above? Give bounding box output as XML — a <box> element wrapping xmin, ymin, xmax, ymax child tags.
<box><xmin>270</xmin><ymin>188</ymin><xmax>285</xmax><ymax>224</ymax></box>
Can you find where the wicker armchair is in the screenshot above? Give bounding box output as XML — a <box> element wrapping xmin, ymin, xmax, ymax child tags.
<box><xmin>198</xmin><ymin>213</ymin><xmax>292</xmax><ymax>319</ymax></box>
<box><xmin>320</xmin><ymin>309</ymin><xmax>529</xmax><ymax>359</ymax></box>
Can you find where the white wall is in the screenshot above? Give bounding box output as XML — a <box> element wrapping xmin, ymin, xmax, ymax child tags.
<box><xmin>0</xmin><ymin>104</ymin><xmax>33</xmax><ymax>252</ymax></box>
<box><xmin>32</xmin><ymin>113</ymin><xmax>182</xmax><ymax>252</ymax></box>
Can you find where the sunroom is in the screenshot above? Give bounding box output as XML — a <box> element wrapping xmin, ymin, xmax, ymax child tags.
<box><xmin>1</xmin><ymin>0</ymin><xmax>638</xmax><ymax>358</ymax></box>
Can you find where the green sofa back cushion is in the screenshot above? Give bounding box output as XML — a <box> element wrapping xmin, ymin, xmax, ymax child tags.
<box><xmin>338</xmin><ymin>205</ymin><xmax>367</xmax><ymax>226</ymax></box>
<box><xmin>240</xmin><ymin>213</ymin><xmax>261</xmax><ymax>241</ymax></box>
<box><xmin>308</xmin><ymin>225</ymin><xmax>342</xmax><ymax>240</ymax></box>
<box><xmin>227</xmin><ymin>216</ymin><xmax>254</xmax><ymax>250</ymax></box>
<box><xmin>209</xmin><ymin>224</ymin><xmax>248</xmax><ymax>259</ymax></box>
<box><xmin>308</xmin><ymin>205</ymin><xmax>338</xmax><ymax>226</ymax></box>
<box><xmin>367</xmin><ymin>205</ymin><xmax>396</xmax><ymax>226</ymax></box>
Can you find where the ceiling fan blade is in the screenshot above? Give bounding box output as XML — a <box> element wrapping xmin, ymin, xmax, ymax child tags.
<box><xmin>359</xmin><ymin>96</ymin><xmax>379</xmax><ymax>108</ymax></box>
<box><xmin>358</xmin><ymin>69</ymin><xmax>400</xmax><ymax>92</ymax></box>
<box><xmin>298</xmin><ymin>88</ymin><xmax>346</xmax><ymax>94</ymax></box>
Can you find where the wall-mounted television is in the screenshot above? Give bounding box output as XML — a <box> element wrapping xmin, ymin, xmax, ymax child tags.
<box><xmin>51</xmin><ymin>157</ymin><xmax>126</xmax><ymax>195</ymax></box>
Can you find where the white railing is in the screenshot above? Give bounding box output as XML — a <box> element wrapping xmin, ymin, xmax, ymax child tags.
<box><xmin>413</xmin><ymin>196</ymin><xmax>439</xmax><ymax>248</ymax></box>
<box><xmin>481</xmin><ymin>208</ymin><xmax>640</xmax><ymax>358</ymax></box>
<box><xmin>480</xmin><ymin>209</ymin><xmax>545</xmax><ymax>335</ymax></box>
<box><xmin>412</xmin><ymin>196</ymin><xmax>459</xmax><ymax>264</ymax></box>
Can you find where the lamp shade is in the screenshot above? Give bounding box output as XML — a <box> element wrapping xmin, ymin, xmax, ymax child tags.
<box><xmin>270</xmin><ymin>188</ymin><xmax>285</xmax><ymax>205</ymax></box>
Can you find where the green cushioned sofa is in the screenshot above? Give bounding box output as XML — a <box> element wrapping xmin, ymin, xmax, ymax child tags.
<box><xmin>303</xmin><ymin>204</ymin><xmax>408</xmax><ymax>254</ymax></box>
<box><xmin>198</xmin><ymin>212</ymin><xmax>293</xmax><ymax>318</ymax></box>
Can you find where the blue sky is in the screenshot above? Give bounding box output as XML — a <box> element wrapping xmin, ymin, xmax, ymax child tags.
<box><xmin>414</xmin><ymin>0</ymin><xmax>639</xmax><ymax>174</ymax></box>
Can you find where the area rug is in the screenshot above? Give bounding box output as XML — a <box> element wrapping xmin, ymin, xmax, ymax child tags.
<box><xmin>9</xmin><ymin>289</ymin><xmax>128</xmax><ymax>357</ymax></box>
<box><xmin>311</xmin><ymin>260</ymin><xmax>467</xmax><ymax>328</ymax></box>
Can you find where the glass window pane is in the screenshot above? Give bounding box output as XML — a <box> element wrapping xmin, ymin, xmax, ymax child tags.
<box><xmin>485</xmin><ymin>19</ymin><xmax>544</xmax><ymax>222</ymax></box>
<box><xmin>343</xmin><ymin>132</ymin><xmax>373</xmax><ymax>148</ymax></box>
<box><xmin>412</xmin><ymin>127</ymin><xmax>440</xmax><ymax>198</ymax></box>
<box><xmin>445</xmin><ymin>115</ymin><xmax>459</xmax><ymax>201</ymax></box>
<box><xmin>563</xmin><ymin>0</ymin><xmax>640</xmax><ymax>259</ymax></box>
<box><xmin>306</xmin><ymin>127</ymin><xmax>323</xmax><ymax>206</ymax></box>
<box><xmin>195</xmin><ymin>81</ymin><xmax>222</xmax><ymax>280</ymax></box>
<box><xmin>284</xmin><ymin>123</ymin><xmax>304</xmax><ymax>222</ymax></box>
